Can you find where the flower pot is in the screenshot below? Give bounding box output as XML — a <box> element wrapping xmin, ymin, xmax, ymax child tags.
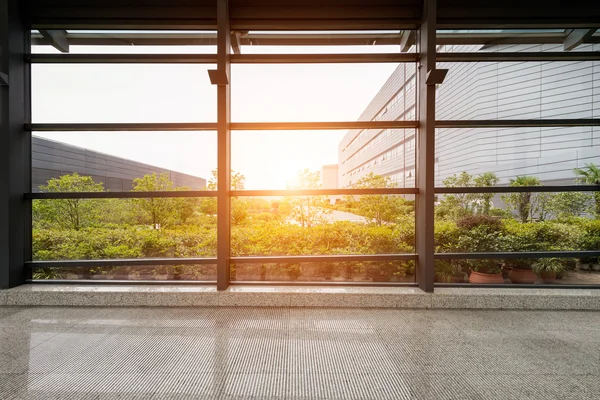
<box><xmin>508</xmin><ymin>268</ymin><xmax>537</xmax><ymax>284</ymax></box>
<box><xmin>540</xmin><ymin>272</ymin><xmax>556</xmax><ymax>284</ymax></box>
<box><xmin>469</xmin><ymin>271</ymin><xmax>504</xmax><ymax>284</ymax></box>
<box><xmin>579</xmin><ymin>263</ymin><xmax>590</xmax><ymax>271</ymax></box>
<box><xmin>592</xmin><ymin>264</ymin><xmax>600</xmax><ymax>272</ymax></box>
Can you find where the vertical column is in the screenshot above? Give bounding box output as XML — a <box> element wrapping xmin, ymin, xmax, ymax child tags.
<box><xmin>216</xmin><ymin>0</ymin><xmax>231</xmax><ymax>290</ymax></box>
<box><xmin>0</xmin><ymin>0</ymin><xmax>31</xmax><ymax>289</ymax></box>
<box><xmin>415</xmin><ymin>0</ymin><xmax>436</xmax><ymax>292</ymax></box>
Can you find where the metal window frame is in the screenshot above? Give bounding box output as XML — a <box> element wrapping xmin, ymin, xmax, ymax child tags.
<box><xmin>3</xmin><ymin>0</ymin><xmax>600</xmax><ymax>292</ymax></box>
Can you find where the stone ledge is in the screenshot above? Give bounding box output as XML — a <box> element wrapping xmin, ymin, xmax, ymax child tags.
<box><xmin>1</xmin><ymin>285</ymin><xmax>599</xmax><ymax>310</ymax></box>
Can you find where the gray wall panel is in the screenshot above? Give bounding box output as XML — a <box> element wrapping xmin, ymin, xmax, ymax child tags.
<box><xmin>32</xmin><ymin>136</ymin><xmax>206</xmax><ymax>192</ymax></box>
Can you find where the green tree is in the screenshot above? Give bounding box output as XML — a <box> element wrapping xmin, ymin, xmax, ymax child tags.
<box><xmin>35</xmin><ymin>173</ymin><xmax>105</xmax><ymax>230</ymax></box>
<box><xmin>473</xmin><ymin>172</ymin><xmax>499</xmax><ymax>215</ymax></box>
<box><xmin>574</xmin><ymin>163</ymin><xmax>600</xmax><ymax>218</ymax></box>
<box><xmin>131</xmin><ymin>172</ymin><xmax>177</xmax><ymax>227</ymax></box>
<box><xmin>547</xmin><ymin>192</ymin><xmax>592</xmax><ymax>219</ymax></box>
<box><xmin>282</xmin><ymin>169</ymin><xmax>331</xmax><ymax>227</ymax></box>
<box><xmin>202</xmin><ymin>169</ymin><xmax>249</xmax><ymax>225</ymax></box>
<box><xmin>501</xmin><ymin>176</ymin><xmax>541</xmax><ymax>222</ymax></box>
<box><xmin>349</xmin><ymin>173</ymin><xmax>412</xmax><ymax>225</ymax></box>
<box><xmin>175</xmin><ymin>186</ymin><xmax>199</xmax><ymax>224</ymax></box>
<box><xmin>436</xmin><ymin>172</ymin><xmax>474</xmax><ymax>219</ymax></box>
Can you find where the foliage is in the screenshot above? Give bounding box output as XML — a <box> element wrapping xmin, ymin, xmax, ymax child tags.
<box><xmin>454</xmin><ymin>214</ymin><xmax>505</xmax><ymax>274</ymax></box>
<box><xmin>547</xmin><ymin>192</ymin><xmax>592</xmax><ymax>219</ymax></box>
<box><xmin>436</xmin><ymin>171</ymin><xmax>475</xmax><ymax>219</ymax></box>
<box><xmin>347</xmin><ymin>172</ymin><xmax>413</xmax><ymax>225</ymax></box>
<box><xmin>473</xmin><ymin>172</ymin><xmax>500</xmax><ymax>215</ymax></box>
<box><xmin>574</xmin><ymin>163</ymin><xmax>600</xmax><ymax>218</ymax></box>
<box><xmin>501</xmin><ymin>176</ymin><xmax>542</xmax><ymax>222</ymax></box>
<box><xmin>131</xmin><ymin>172</ymin><xmax>177</xmax><ymax>227</ymax></box>
<box><xmin>436</xmin><ymin>171</ymin><xmax>500</xmax><ymax>219</ymax></box>
<box><xmin>577</xmin><ymin>219</ymin><xmax>600</xmax><ymax>264</ymax></box>
<box><xmin>281</xmin><ymin>169</ymin><xmax>331</xmax><ymax>227</ymax></box>
<box><xmin>34</xmin><ymin>173</ymin><xmax>105</xmax><ymax>230</ymax></box>
<box><xmin>31</xmin><ymin>170</ymin><xmax>600</xmax><ymax>282</ymax></box>
<box><xmin>455</xmin><ymin>214</ymin><xmax>504</xmax><ymax>233</ymax></box>
<box><xmin>532</xmin><ymin>258</ymin><xmax>569</xmax><ymax>276</ymax></box>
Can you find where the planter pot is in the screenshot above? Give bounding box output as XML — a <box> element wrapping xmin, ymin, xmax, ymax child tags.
<box><xmin>579</xmin><ymin>263</ymin><xmax>590</xmax><ymax>271</ymax></box>
<box><xmin>454</xmin><ymin>273</ymin><xmax>466</xmax><ymax>283</ymax></box>
<box><xmin>508</xmin><ymin>268</ymin><xmax>537</xmax><ymax>284</ymax></box>
<box><xmin>540</xmin><ymin>272</ymin><xmax>556</xmax><ymax>284</ymax></box>
<box><xmin>469</xmin><ymin>271</ymin><xmax>504</xmax><ymax>284</ymax></box>
<box><xmin>592</xmin><ymin>264</ymin><xmax>600</xmax><ymax>272</ymax></box>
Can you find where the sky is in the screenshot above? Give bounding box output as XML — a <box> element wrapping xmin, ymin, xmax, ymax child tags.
<box><xmin>32</xmin><ymin>42</ymin><xmax>400</xmax><ymax>189</ymax></box>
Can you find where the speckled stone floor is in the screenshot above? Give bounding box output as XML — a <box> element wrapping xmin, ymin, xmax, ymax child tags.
<box><xmin>0</xmin><ymin>306</ymin><xmax>598</xmax><ymax>399</ymax></box>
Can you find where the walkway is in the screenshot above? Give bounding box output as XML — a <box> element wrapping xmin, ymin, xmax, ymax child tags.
<box><xmin>0</xmin><ymin>306</ymin><xmax>598</xmax><ymax>399</ymax></box>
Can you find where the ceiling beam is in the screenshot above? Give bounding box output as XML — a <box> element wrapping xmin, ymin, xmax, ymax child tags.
<box><xmin>400</xmin><ymin>30</ymin><xmax>415</xmax><ymax>52</ymax></box>
<box><xmin>564</xmin><ymin>28</ymin><xmax>597</xmax><ymax>51</ymax></box>
<box><xmin>230</xmin><ymin>31</ymin><xmax>243</xmax><ymax>54</ymax></box>
<box><xmin>39</xmin><ymin>29</ymin><xmax>70</xmax><ymax>53</ymax></box>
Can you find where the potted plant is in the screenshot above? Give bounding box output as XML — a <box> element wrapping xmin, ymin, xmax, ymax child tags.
<box><xmin>468</xmin><ymin>259</ymin><xmax>504</xmax><ymax>284</ymax></box>
<box><xmin>435</xmin><ymin>260</ymin><xmax>466</xmax><ymax>283</ymax></box>
<box><xmin>532</xmin><ymin>258</ymin><xmax>568</xmax><ymax>284</ymax></box>
<box><xmin>455</xmin><ymin>215</ymin><xmax>506</xmax><ymax>284</ymax></box>
<box><xmin>506</xmin><ymin>258</ymin><xmax>537</xmax><ymax>284</ymax></box>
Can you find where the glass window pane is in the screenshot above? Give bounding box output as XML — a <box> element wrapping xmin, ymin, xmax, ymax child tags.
<box><xmin>32</xmin><ymin>131</ymin><xmax>216</xmax><ymax>192</ymax></box>
<box><xmin>436</xmin><ymin>29</ymin><xmax>597</xmax><ymax>53</ymax></box>
<box><xmin>437</xmin><ymin>61</ymin><xmax>598</xmax><ymax>120</ymax></box>
<box><xmin>31</xmin><ymin>30</ymin><xmax>217</xmax><ymax>54</ymax></box>
<box><xmin>231</xmin><ymin>63</ymin><xmax>413</xmax><ymax>122</ymax></box>
<box><xmin>32</xmin><ymin>64</ymin><xmax>217</xmax><ymax>123</ymax></box>
<box><xmin>232</xmin><ymin>130</ymin><xmax>416</xmax><ymax>190</ymax></box>
<box><xmin>31</xmin><ymin>265</ymin><xmax>217</xmax><ymax>281</ymax></box>
<box><xmin>231</xmin><ymin>195</ymin><xmax>415</xmax><ymax>256</ymax></box>
<box><xmin>434</xmin><ymin>191</ymin><xmax>600</xmax><ymax>286</ymax></box>
<box><xmin>232</xmin><ymin>261</ymin><xmax>415</xmax><ymax>283</ymax></box>
<box><xmin>33</xmin><ymin>197</ymin><xmax>217</xmax><ymax>260</ymax></box>
<box><xmin>435</xmin><ymin>128</ymin><xmax>600</xmax><ymax>186</ymax></box>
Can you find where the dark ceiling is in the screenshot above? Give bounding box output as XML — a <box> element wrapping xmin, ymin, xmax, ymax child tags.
<box><xmin>26</xmin><ymin>0</ymin><xmax>600</xmax><ymax>30</ymax></box>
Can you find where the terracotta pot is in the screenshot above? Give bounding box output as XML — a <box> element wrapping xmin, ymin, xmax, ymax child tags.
<box><xmin>508</xmin><ymin>268</ymin><xmax>537</xmax><ymax>284</ymax></box>
<box><xmin>540</xmin><ymin>272</ymin><xmax>556</xmax><ymax>284</ymax></box>
<box><xmin>469</xmin><ymin>271</ymin><xmax>504</xmax><ymax>284</ymax></box>
<box><xmin>579</xmin><ymin>263</ymin><xmax>590</xmax><ymax>271</ymax></box>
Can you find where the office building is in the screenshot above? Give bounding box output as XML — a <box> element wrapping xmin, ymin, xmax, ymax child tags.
<box><xmin>339</xmin><ymin>36</ymin><xmax>600</xmax><ymax>188</ymax></box>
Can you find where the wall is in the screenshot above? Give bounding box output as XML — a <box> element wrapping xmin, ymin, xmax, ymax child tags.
<box><xmin>32</xmin><ymin>136</ymin><xmax>206</xmax><ymax>191</ymax></box>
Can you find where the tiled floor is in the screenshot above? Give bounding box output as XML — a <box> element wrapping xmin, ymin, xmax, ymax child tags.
<box><xmin>0</xmin><ymin>307</ymin><xmax>599</xmax><ymax>399</ymax></box>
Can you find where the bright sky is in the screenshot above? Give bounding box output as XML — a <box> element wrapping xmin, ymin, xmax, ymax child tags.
<box><xmin>32</xmin><ymin>43</ymin><xmax>399</xmax><ymax>189</ymax></box>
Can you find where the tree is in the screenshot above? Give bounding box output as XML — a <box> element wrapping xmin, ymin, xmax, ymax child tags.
<box><xmin>547</xmin><ymin>192</ymin><xmax>592</xmax><ymax>219</ymax></box>
<box><xmin>202</xmin><ymin>169</ymin><xmax>249</xmax><ymax>225</ymax></box>
<box><xmin>501</xmin><ymin>176</ymin><xmax>541</xmax><ymax>222</ymax></box>
<box><xmin>436</xmin><ymin>172</ymin><xmax>475</xmax><ymax>219</ymax></box>
<box><xmin>281</xmin><ymin>169</ymin><xmax>331</xmax><ymax>227</ymax></box>
<box><xmin>574</xmin><ymin>163</ymin><xmax>600</xmax><ymax>218</ymax></box>
<box><xmin>349</xmin><ymin>173</ymin><xmax>412</xmax><ymax>225</ymax></box>
<box><xmin>131</xmin><ymin>172</ymin><xmax>177</xmax><ymax>227</ymax></box>
<box><xmin>473</xmin><ymin>172</ymin><xmax>499</xmax><ymax>215</ymax></box>
<box><xmin>35</xmin><ymin>173</ymin><xmax>105</xmax><ymax>230</ymax></box>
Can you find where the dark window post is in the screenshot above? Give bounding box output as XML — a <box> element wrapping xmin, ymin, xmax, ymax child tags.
<box><xmin>0</xmin><ymin>0</ymin><xmax>31</xmax><ymax>289</ymax></box>
<box><xmin>216</xmin><ymin>0</ymin><xmax>231</xmax><ymax>290</ymax></box>
<box><xmin>416</xmin><ymin>0</ymin><xmax>436</xmax><ymax>292</ymax></box>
